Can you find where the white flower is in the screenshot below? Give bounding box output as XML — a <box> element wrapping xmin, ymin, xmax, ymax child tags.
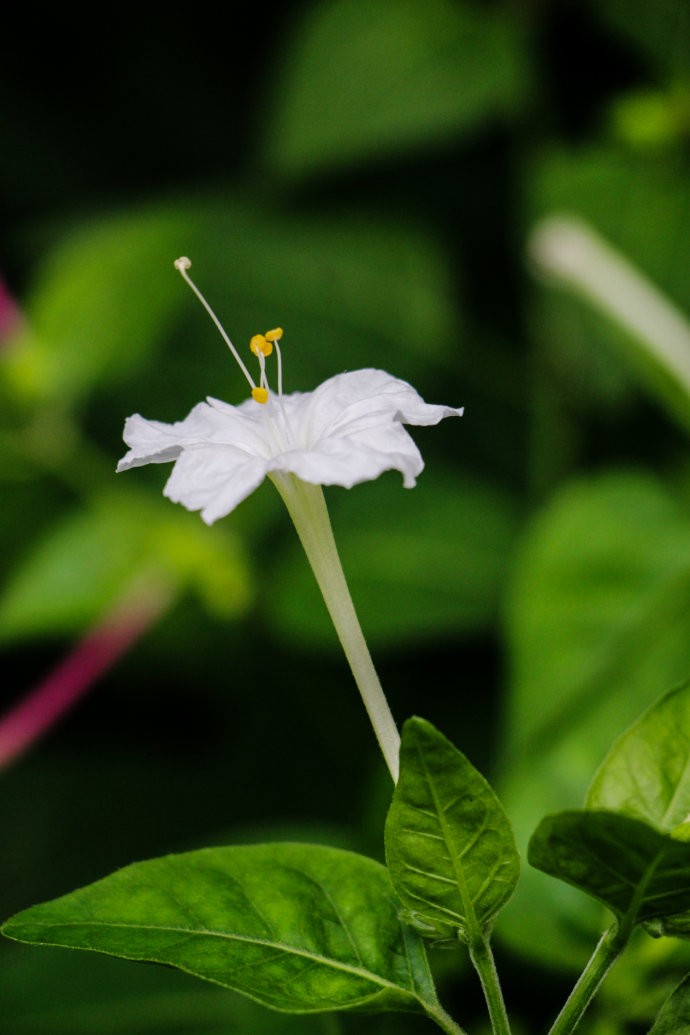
<box><xmin>116</xmin><ymin>258</ymin><xmax>464</xmax><ymax>781</ymax></box>
<box><xmin>117</xmin><ymin>367</ymin><xmax>464</xmax><ymax>525</ymax></box>
<box><xmin>117</xmin><ymin>256</ymin><xmax>463</xmax><ymax>527</ymax></box>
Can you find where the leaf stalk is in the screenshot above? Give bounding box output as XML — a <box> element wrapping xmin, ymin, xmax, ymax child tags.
<box><xmin>467</xmin><ymin>929</ymin><xmax>512</xmax><ymax>1035</ymax></box>
<box><xmin>547</xmin><ymin>923</ymin><xmax>628</xmax><ymax>1035</ymax></box>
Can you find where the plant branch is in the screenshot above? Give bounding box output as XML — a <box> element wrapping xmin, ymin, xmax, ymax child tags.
<box><xmin>467</xmin><ymin>930</ymin><xmax>512</xmax><ymax>1035</ymax></box>
<box><xmin>424</xmin><ymin>1002</ymin><xmax>469</xmax><ymax>1035</ymax></box>
<box><xmin>547</xmin><ymin>923</ymin><xmax>628</xmax><ymax>1035</ymax></box>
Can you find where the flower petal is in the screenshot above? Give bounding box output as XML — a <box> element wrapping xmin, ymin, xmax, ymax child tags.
<box><xmin>163</xmin><ymin>446</ymin><xmax>268</xmax><ymax>524</ymax></box>
<box><xmin>297</xmin><ymin>369</ymin><xmax>463</xmax><ymax>445</ymax></box>
<box><xmin>117</xmin><ymin>366</ymin><xmax>463</xmax><ymax>521</ymax></box>
<box><xmin>116</xmin><ymin>399</ymin><xmax>274</xmax><ymax>474</ymax></box>
<box><xmin>116</xmin><ymin>413</ymin><xmax>188</xmax><ymax>471</ymax></box>
<box><xmin>268</xmin><ymin>422</ymin><xmax>424</xmax><ymax>490</ymax></box>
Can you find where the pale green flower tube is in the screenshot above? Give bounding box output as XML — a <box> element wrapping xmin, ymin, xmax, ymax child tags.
<box><xmin>271</xmin><ymin>471</ymin><xmax>401</xmax><ymax>782</ymax></box>
<box><xmin>528</xmin><ymin>215</ymin><xmax>690</xmax><ymax>408</ymax></box>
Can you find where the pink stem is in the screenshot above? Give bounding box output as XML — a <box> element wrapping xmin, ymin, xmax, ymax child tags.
<box><xmin>0</xmin><ymin>277</ymin><xmax>24</xmax><ymax>345</ymax></box>
<box><xmin>0</xmin><ymin>581</ymin><xmax>172</xmax><ymax>767</ymax></box>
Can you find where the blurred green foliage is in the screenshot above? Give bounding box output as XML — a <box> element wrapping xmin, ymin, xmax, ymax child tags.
<box><xmin>2</xmin><ymin>0</ymin><xmax>690</xmax><ymax>1031</ymax></box>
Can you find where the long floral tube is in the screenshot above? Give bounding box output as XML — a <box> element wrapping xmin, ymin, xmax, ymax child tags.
<box><xmin>271</xmin><ymin>472</ymin><xmax>401</xmax><ymax>782</ymax></box>
<box><xmin>528</xmin><ymin>214</ymin><xmax>690</xmax><ymax>400</ymax></box>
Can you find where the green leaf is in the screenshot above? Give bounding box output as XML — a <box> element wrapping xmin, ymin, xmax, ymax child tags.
<box><xmin>0</xmin><ymin>490</ymin><xmax>251</xmax><ymax>643</ymax></box>
<box><xmin>497</xmin><ymin>472</ymin><xmax>690</xmax><ymax>966</ymax></box>
<box><xmin>270</xmin><ymin>472</ymin><xmax>518</xmax><ymax>651</ymax></box>
<box><xmin>385</xmin><ymin>717</ymin><xmax>520</xmax><ymax>941</ymax></box>
<box><xmin>505</xmin><ymin>472</ymin><xmax>690</xmax><ymax>761</ymax></box>
<box><xmin>528</xmin><ymin>810</ymin><xmax>690</xmax><ymax>928</ymax></box>
<box><xmin>264</xmin><ymin>0</ymin><xmax>525</xmax><ymax>178</ymax></box>
<box><xmin>649</xmin><ymin>974</ymin><xmax>690</xmax><ymax>1033</ymax></box>
<box><xmin>0</xmin><ymin>494</ymin><xmax>161</xmax><ymax>643</ymax></box>
<box><xmin>4</xmin><ymin>208</ymin><xmax>191</xmax><ymax>407</ymax></box>
<box><xmin>2</xmin><ymin>843</ymin><xmax>437</xmax><ymax>1016</ymax></box>
<box><xmin>587</xmin><ymin>680</ymin><xmax>690</xmax><ymax>830</ymax></box>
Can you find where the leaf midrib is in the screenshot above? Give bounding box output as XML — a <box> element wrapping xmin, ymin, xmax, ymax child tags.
<box><xmin>416</xmin><ymin>742</ymin><xmax>478</xmax><ymax>933</ymax></box>
<box><xmin>9</xmin><ymin>917</ymin><xmax>410</xmax><ymax>994</ymax></box>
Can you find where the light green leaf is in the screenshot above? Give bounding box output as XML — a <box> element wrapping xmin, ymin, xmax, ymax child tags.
<box><xmin>2</xmin><ymin>843</ymin><xmax>437</xmax><ymax>1016</ymax></box>
<box><xmin>497</xmin><ymin>471</ymin><xmax>690</xmax><ymax>967</ymax></box>
<box><xmin>385</xmin><ymin>717</ymin><xmax>519</xmax><ymax>941</ymax></box>
<box><xmin>4</xmin><ymin>209</ymin><xmax>191</xmax><ymax>407</ymax></box>
<box><xmin>263</xmin><ymin>0</ymin><xmax>525</xmax><ymax>177</ymax></box>
<box><xmin>0</xmin><ymin>490</ymin><xmax>251</xmax><ymax>643</ymax></box>
<box><xmin>587</xmin><ymin>680</ymin><xmax>690</xmax><ymax>830</ymax></box>
<box><xmin>649</xmin><ymin>974</ymin><xmax>690</xmax><ymax>1034</ymax></box>
<box><xmin>505</xmin><ymin>471</ymin><xmax>690</xmax><ymax>763</ymax></box>
<box><xmin>528</xmin><ymin>809</ymin><xmax>690</xmax><ymax>927</ymax></box>
<box><xmin>269</xmin><ymin>472</ymin><xmax>518</xmax><ymax>650</ymax></box>
<box><xmin>0</xmin><ymin>494</ymin><xmax>161</xmax><ymax>642</ymax></box>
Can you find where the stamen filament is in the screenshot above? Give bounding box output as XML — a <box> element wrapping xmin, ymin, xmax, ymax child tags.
<box><xmin>265</xmin><ymin>328</ymin><xmax>284</xmax><ymax>396</ymax></box>
<box><xmin>275</xmin><ymin>340</ymin><xmax>284</xmax><ymax>397</ymax></box>
<box><xmin>259</xmin><ymin>351</ymin><xmax>268</xmax><ymax>390</ymax></box>
<box><xmin>174</xmin><ymin>258</ymin><xmax>256</xmax><ymax>392</ymax></box>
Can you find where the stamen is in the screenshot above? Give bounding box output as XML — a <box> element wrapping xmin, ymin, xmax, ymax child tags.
<box><xmin>251</xmin><ymin>387</ymin><xmax>269</xmax><ymax>404</ymax></box>
<box><xmin>248</xmin><ymin>337</ymin><xmax>267</xmax><ymax>396</ymax></box>
<box><xmin>257</xmin><ymin>329</ymin><xmax>283</xmax><ymax>395</ymax></box>
<box><xmin>250</xmin><ymin>334</ymin><xmax>273</xmax><ymax>357</ymax></box>
<box><xmin>174</xmin><ymin>257</ymin><xmax>256</xmax><ymax>393</ymax></box>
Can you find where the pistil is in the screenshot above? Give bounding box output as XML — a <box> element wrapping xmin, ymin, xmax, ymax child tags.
<box><xmin>174</xmin><ymin>257</ymin><xmax>257</xmax><ymax>395</ymax></box>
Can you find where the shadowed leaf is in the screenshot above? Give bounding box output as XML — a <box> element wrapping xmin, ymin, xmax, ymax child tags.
<box><xmin>529</xmin><ymin>810</ymin><xmax>690</xmax><ymax>928</ymax></box>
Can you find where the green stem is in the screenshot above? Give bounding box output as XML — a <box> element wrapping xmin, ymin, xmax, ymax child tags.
<box><xmin>467</xmin><ymin>931</ymin><xmax>511</xmax><ymax>1035</ymax></box>
<box><xmin>270</xmin><ymin>473</ymin><xmax>400</xmax><ymax>782</ymax></box>
<box><xmin>424</xmin><ymin>1003</ymin><xmax>469</xmax><ymax>1035</ymax></box>
<box><xmin>547</xmin><ymin>923</ymin><xmax>627</xmax><ymax>1035</ymax></box>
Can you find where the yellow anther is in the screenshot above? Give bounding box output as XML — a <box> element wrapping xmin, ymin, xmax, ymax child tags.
<box><xmin>265</xmin><ymin>327</ymin><xmax>283</xmax><ymax>342</ymax></box>
<box><xmin>250</xmin><ymin>333</ymin><xmax>273</xmax><ymax>357</ymax></box>
<box><xmin>252</xmin><ymin>386</ymin><xmax>269</xmax><ymax>404</ymax></box>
